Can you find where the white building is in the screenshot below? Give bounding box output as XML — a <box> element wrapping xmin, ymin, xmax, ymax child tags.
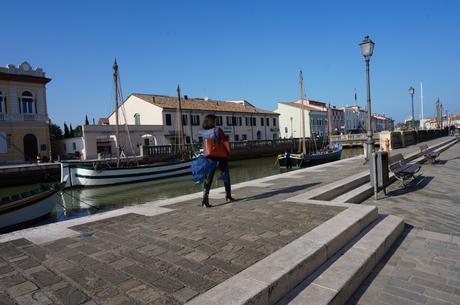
<box><xmin>107</xmin><ymin>93</ymin><xmax>280</xmax><ymax>142</ymax></box>
<box><xmin>275</xmin><ymin>99</ymin><xmax>327</xmax><ymax>139</ymax></box>
<box><xmin>54</xmin><ymin>124</ymin><xmax>165</xmax><ymax>160</ymax></box>
<box><xmin>342</xmin><ymin>105</ymin><xmax>367</xmax><ymax>133</ymax></box>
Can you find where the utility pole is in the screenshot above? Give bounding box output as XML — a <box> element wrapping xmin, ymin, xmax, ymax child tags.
<box><xmin>420</xmin><ymin>82</ymin><xmax>424</xmax><ymax>129</ymax></box>
<box><xmin>299</xmin><ymin>70</ymin><xmax>306</xmax><ymax>154</ymax></box>
<box><xmin>113</xmin><ymin>60</ymin><xmax>120</xmax><ymax>168</ymax></box>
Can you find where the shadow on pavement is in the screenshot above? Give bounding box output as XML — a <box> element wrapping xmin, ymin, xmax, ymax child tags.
<box><xmin>386</xmin><ymin>176</ymin><xmax>433</xmax><ymax>197</ymax></box>
<box><xmin>241</xmin><ymin>182</ymin><xmax>321</xmax><ymax>201</ymax></box>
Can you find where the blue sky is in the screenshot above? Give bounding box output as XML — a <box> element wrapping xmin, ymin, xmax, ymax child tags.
<box><xmin>3</xmin><ymin>0</ymin><xmax>459</xmax><ymax>127</ymax></box>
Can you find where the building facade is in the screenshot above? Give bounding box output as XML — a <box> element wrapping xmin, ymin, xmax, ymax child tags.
<box><xmin>54</xmin><ymin>124</ymin><xmax>166</xmax><ymax>160</ymax></box>
<box><xmin>275</xmin><ymin>99</ymin><xmax>327</xmax><ymax>139</ymax></box>
<box><xmin>107</xmin><ymin>94</ymin><xmax>280</xmax><ymax>143</ymax></box>
<box><xmin>330</xmin><ymin>107</ymin><xmax>345</xmax><ymax>134</ymax></box>
<box><xmin>0</xmin><ymin>62</ymin><xmax>51</xmax><ymax>164</ymax></box>
<box><xmin>342</xmin><ymin>105</ymin><xmax>367</xmax><ymax>133</ymax></box>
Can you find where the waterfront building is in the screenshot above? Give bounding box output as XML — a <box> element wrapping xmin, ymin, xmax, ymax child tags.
<box><xmin>0</xmin><ymin>62</ymin><xmax>51</xmax><ymax>164</ymax></box>
<box><xmin>342</xmin><ymin>105</ymin><xmax>367</xmax><ymax>134</ymax></box>
<box><xmin>275</xmin><ymin>99</ymin><xmax>328</xmax><ymax>139</ymax></box>
<box><xmin>445</xmin><ymin>114</ymin><xmax>460</xmax><ymax>127</ymax></box>
<box><xmin>107</xmin><ymin>93</ymin><xmax>280</xmax><ymax>142</ymax></box>
<box><xmin>330</xmin><ymin>106</ymin><xmax>345</xmax><ymax>134</ymax></box>
<box><xmin>372</xmin><ymin>114</ymin><xmax>395</xmax><ymax>132</ymax></box>
<box><xmin>54</xmin><ymin>124</ymin><xmax>166</xmax><ymax>160</ymax></box>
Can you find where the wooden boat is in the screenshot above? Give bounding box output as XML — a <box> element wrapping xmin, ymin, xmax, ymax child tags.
<box><xmin>277</xmin><ymin>71</ymin><xmax>342</xmax><ymax>168</ymax></box>
<box><xmin>63</xmin><ymin>61</ymin><xmax>193</xmax><ymax>189</ymax></box>
<box><xmin>62</xmin><ymin>159</ymin><xmax>192</xmax><ymax>188</ymax></box>
<box><xmin>0</xmin><ymin>182</ymin><xmax>65</xmax><ymax>230</ymax></box>
<box><xmin>277</xmin><ymin>143</ymin><xmax>343</xmax><ymax>168</ymax></box>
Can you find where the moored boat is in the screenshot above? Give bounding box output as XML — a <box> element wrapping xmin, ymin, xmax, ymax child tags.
<box><xmin>0</xmin><ymin>182</ymin><xmax>65</xmax><ymax>230</ymax></box>
<box><xmin>277</xmin><ymin>143</ymin><xmax>343</xmax><ymax>168</ymax></box>
<box><xmin>62</xmin><ymin>159</ymin><xmax>192</xmax><ymax>188</ymax></box>
<box><xmin>61</xmin><ymin>61</ymin><xmax>194</xmax><ymax>189</ymax></box>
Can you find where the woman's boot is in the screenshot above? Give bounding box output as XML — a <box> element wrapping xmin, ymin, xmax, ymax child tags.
<box><xmin>224</xmin><ymin>182</ymin><xmax>235</xmax><ymax>202</ymax></box>
<box><xmin>202</xmin><ymin>176</ymin><xmax>213</xmax><ymax>208</ymax></box>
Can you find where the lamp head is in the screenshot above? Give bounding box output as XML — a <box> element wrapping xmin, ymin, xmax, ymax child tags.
<box><xmin>408</xmin><ymin>86</ymin><xmax>415</xmax><ymax>95</ymax></box>
<box><xmin>359</xmin><ymin>36</ymin><xmax>375</xmax><ymax>59</ymax></box>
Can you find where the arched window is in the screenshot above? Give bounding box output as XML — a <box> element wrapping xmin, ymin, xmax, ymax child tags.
<box><xmin>0</xmin><ymin>91</ymin><xmax>4</xmax><ymax>113</ymax></box>
<box><xmin>20</xmin><ymin>91</ymin><xmax>35</xmax><ymax>114</ymax></box>
<box><xmin>134</xmin><ymin>113</ymin><xmax>141</xmax><ymax>125</ymax></box>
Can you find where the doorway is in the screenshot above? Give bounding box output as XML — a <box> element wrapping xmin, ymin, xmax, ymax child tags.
<box><xmin>23</xmin><ymin>134</ymin><xmax>38</xmax><ymax>162</ymax></box>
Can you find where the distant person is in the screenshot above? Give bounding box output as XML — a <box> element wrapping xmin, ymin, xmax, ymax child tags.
<box><xmin>285</xmin><ymin>151</ymin><xmax>292</xmax><ymax>169</ymax></box>
<box><xmin>198</xmin><ymin>114</ymin><xmax>235</xmax><ymax>208</ymax></box>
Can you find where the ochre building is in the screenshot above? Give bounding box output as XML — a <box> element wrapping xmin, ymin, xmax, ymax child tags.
<box><xmin>0</xmin><ymin>62</ymin><xmax>51</xmax><ymax>164</ymax></box>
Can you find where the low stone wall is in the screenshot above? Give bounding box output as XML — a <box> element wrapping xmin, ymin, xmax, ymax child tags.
<box><xmin>379</xmin><ymin>128</ymin><xmax>448</xmax><ymax>151</ymax></box>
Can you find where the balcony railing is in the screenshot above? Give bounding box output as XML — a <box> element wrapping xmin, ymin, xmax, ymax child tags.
<box><xmin>0</xmin><ymin>113</ymin><xmax>48</xmax><ymax>122</ymax></box>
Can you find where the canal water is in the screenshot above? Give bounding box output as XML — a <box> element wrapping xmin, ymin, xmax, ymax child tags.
<box><xmin>1</xmin><ymin>147</ymin><xmax>363</xmax><ymax>232</ymax></box>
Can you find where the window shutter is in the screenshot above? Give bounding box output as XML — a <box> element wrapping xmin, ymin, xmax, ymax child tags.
<box><xmin>18</xmin><ymin>97</ymin><xmax>21</xmax><ymax>113</ymax></box>
<box><xmin>34</xmin><ymin>99</ymin><xmax>38</xmax><ymax>113</ymax></box>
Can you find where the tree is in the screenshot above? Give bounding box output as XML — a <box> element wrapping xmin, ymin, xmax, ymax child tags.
<box><xmin>85</xmin><ymin>115</ymin><xmax>89</xmax><ymax>125</ymax></box>
<box><xmin>49</xmin><ymin>123</ymin><xmax>63</xmax><ymax>140</ymax></box>
<box><xmin>69</xmin><ymin>124</ymin><xmax>74</xmax><ymax>137</ymax></box>
<box><xmin>64</xmin><ymin>122</ymin><xmax>70</xmax><ymax>138</ymax></box>
<box><xmin>73</xmin><ymin>125</ymin><xmax>82</xmax><ymax>137</ymax></box>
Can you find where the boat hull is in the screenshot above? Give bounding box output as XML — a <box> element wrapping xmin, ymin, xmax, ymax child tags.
<box><xmin>278</xmin><ymin>145</ymin><xmax>343</xmax><ymax>168</ymax></box>
<box><xmin>63</xmin><ymin>160</ymin><xmax>193</xmax><ymax>188</ymax></box>
<box><xmin>0</xmin><ymin>187</ymin><xmax>60</xmax><ymax>230</ymax></box>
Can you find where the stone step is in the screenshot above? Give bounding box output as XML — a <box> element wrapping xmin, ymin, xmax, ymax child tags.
<box><xmin>277</xmin><ymin>214</ymin><xmax>404</xmax><ymax>305</ymax></box>
<box><xmin>186</xmin><ymin>205</ymin><xmax>378</xmax><ymax>305</ymax></box>
<box><xmin>288</xmin><ymin>171</ymin><xmax>370</xmax><ymax>202</ymax></box>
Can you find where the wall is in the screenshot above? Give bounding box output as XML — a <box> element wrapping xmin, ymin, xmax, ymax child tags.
<box><xmin>108</xmin><ymin>95</ymin><xmax>164</xmax><ymax>125</ymax></box>
<box><xmin>275</xmin><ymin>103</ymin><xmax>312</xmax><ymax>139</ymax></box>
<box><xmin>161</xmin><ymin>109</ymin><xmax>279</xmax><ymax>142</ymax></box>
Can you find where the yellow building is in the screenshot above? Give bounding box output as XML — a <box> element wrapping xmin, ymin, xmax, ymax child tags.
<box><xmin>0</xmin><ymin>62</ymin><xmax>51</xmax><ymax>164</ymax></box>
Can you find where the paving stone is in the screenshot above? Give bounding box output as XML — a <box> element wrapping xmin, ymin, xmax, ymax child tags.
<box><xmin>87</xmin><ymin>263</ymin><xmax>131</xmax><ymax>285</ymax></box>
<box><xmin>126</xmin><ymin>284</ymin><xmax>161</xmax><ymax>304</ymax></box>
<box><xmin>117</xmin><ymin>278</ymin><xmax>143</xmax><ymax>292</ymax></box>
<box><xmin>122</xmin><ymin>264</ymin><xmax>161</xmax><ymax>283</ymax></box>
<box><xmin>151</xmin><ymin>275</ymin><xmax>184</xmax><ymax>293</ymax></box>
<box><xmin>54</xmin><ymin>285</ymin><xmax>89</xmax><ymax>305</ymax></box>
<box><xmin>21</xmin><ymin>245</ymin><xmax>47</xmax><ymax>262</ymax></box>
<box><xmin>0</xmin><ymin>293</ymin><xmax>16</xmax><ymax>305</ymax></box>
<box><xmin>0</xmin><ymin>264</ymin><xmax>14</xmax><ymax>276</ymax></box>
<box><xmin>9</xmin><ymin>239</ymin><xmax>33</xmax><ymax>248</ymax></box>
<box><xmin>30</xmin><ymin>269</ymin><xmax>62</xmax><ymax>287</ymax></box>
<box><xmin>173</xmin><ymin>286</ymin><xmax>199</xmax><ymax>303</ymax></box>
<box><xmin>0</xmin><ymin>272</ymin><xmax>26</xmax><ymax>288</ymax></box>
<box><xmin>7</xmin><ymin>281</ymin><xmax>38</xmax><ymax>298</ymax></box>
<box><xmin>15</xmin><ymin>290</ymin><xmax>53</xmax><ymax>305</ymax></box>
<box><xmin>65</xmin><ymin>269</ymin><xmax>106</xmax><ymax>292</ymax></box>
<box><xmin>0</xmin><ymin>245</ymin><xmax>23</xmax><ymax>260</ymax></box>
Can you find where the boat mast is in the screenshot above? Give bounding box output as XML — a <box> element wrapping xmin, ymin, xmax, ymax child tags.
<box><xmin>327</xmin><ymin>103</ymin><xmax>332</xmax><ymax>145</ymax></box>
<box><xmin>299</xmin><ymin>70</ymin><xmax>306</xmax><ymax>154</ymax></box>
<box><xmin>176</xmin><ymin>85</ymin><xmax>185</xmax><ymax>151</ymax></box>
<box><xmin>113</xmin><ymin>60</ymin><xmax>120</xmax><ymax>168</ymax></box>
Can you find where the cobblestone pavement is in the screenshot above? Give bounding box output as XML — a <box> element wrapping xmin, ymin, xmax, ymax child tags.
<box><xmin>348</xmin><ymin>141</ymin><xmax>460</xmax><ymax>305</ymax></box>
<box><xmin>0</xmin><ymin>154</ymin><xmax>373</xmax><ymax>305</ymax></box>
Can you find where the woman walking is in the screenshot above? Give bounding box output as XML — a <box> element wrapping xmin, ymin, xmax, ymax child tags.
<box><xmin>199</xmin><ymin>114</ymin><xmax>235</xmax><ymax>208</ymax></box>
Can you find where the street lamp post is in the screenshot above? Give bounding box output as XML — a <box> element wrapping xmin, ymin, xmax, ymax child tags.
<box><xmin>408</xmin><ymin>86</ymin><xmax>415</xmax><ymax>129</ymax></box>
<box><xmin>359</xmin><ymin>35</ymin><xmax>375</xmax><ymax>161</ymax></box>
